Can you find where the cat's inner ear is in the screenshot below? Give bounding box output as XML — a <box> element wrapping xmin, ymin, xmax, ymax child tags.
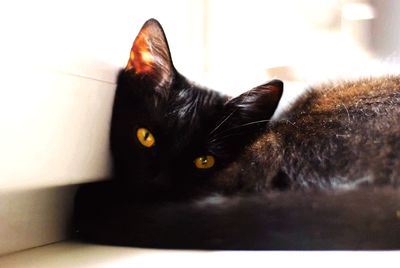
<box><xmin>222</xmin><ymin>80</ymin><xmax>284</xmax><ymax>129</ymax></box>
<box><xmin>125</xmin><ymin>19</ymin><xmax>174</xmax><ymax>89</ymax></box>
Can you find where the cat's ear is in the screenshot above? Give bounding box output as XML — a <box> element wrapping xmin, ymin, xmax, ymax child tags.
<box><xmin>223</xmin><ymin>80</ymin><xmax>283</xmax><ymax>127</ymax></box>
<box><xmin>125</xmin><ymin>19</ymin><xmax>174</xmax><ymax>90</ymax></box>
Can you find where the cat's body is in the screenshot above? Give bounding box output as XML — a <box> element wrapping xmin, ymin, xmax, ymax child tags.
<box><xmin>75</xmin><ymin>184</ymin><xmax>400</xmax><ymax>249</ymax></box>
<box><xmin>73</xmin><ymin>19</ymin><xmax>400</xmax><ymax>249</ymax></box>
<box><xmin>214</xmin><ymin>77</ymin><xmax>400</xmax><ymax>193</ymax></box>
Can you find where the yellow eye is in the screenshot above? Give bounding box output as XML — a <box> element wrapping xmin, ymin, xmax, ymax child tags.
<box><xmin>194</xmin><ymin>155</ymin><xmax>215</xmax><ymax>169</ymax></box>
<box><xmin>136</xmin><ymin>128</ymin><xmax>155</xmax><ymax>148</ymax></box>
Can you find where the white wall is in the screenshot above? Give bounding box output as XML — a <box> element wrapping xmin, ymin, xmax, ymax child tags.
<box><xmin>203</xmin><ymin>0</ymin><xmax>381</xmax><ymax>94</ymax></box>
<box><xmin>370</xmin><ymin>0</ymin><xmax>400</xmax><ymax>59</ymax></box>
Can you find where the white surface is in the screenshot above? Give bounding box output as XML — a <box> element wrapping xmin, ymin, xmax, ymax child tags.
<box><xmin>0</xmin><ymin>241</ymin><xmax>398</xmax><ymax>268</ymax></box>
<box><xmin>0</xmin><ymin>69</ymin><xmax>114</xmax><ymax>189</ymax></box>
<box><xmin>0</xmin><ymin>186</ymin><xmax>77</xmax><ymax>256</ymax></box>
<box><xmin>0</xmin><ymin>0</ymin><xmax>206</xmax><ymax>83</ymax></box>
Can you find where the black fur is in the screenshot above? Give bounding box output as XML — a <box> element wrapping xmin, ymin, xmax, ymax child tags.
<box><xmin>74</xmin><ymin>181</ymin><xmax>400</xmax><ymax>249</ymax></box>
<box><xmin>73</xmin><ymin>19</ymin><xmax>400</xmax><ymax>249</ymax></box>
<box><xmin>111</xmin><ymin>69</ymin><xmax>223</xmax><ymax>200</ymax></box>
<box><xmin>109</xmin><ymin>19</ymin><xmax>282</xmax><ymax>200</ymax></box>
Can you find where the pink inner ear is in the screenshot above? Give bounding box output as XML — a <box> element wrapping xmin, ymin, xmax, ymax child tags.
<box><xmin>126</xmin><ymin>28</ymin><xmax>155</xmax><ymax>74</ymax></box>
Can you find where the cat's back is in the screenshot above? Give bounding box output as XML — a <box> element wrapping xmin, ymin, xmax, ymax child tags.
<box><xmin>277</xmin><ymin>76</ymin><xmax>400</xmax><ymax>139</ymax></box>
<box><xmin>274</xmin><ymin>76</ymin><xmax>400</xmax><ymax>188</ymax></box>
<box><xmin>283</xmin><ymin>76</ymin><xmax>400</xmax><ymax>123</ymax></box>
<box><xmin>213</xmin><ymin>76</ymin><xmax>400</xmax><ymax>192</ymax></box>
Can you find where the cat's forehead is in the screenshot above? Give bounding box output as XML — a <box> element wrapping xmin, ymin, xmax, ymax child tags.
<box><xmin>164</xmin><ymin>86</ymin><xmax>225</xmax><ymax>140</ymax></box>
<box><xmin>168</xmin><ymin>87</ymin><xmax>221</xmax><ymax>123</ymax></box>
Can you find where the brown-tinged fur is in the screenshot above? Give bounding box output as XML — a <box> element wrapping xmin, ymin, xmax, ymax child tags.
<box><xmin>213</xmin><ymin>76</ymin><xmax>400</xmax><ymax>193</ymax></box>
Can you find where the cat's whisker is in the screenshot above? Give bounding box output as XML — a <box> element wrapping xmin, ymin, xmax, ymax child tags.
<box><xmin>209</xmin><ymin>108</ymin><xmax>239</xmax><ymax>136</ymax></box>
<box><xmin>210</xmin><ymin>119</ymin><xmax>272</xmax><ymax>140</ymax></box>
<box><xmin>209</xmin><ymin>89</ymin><xmax>255</xmax><ymax>135</ymax></box>
<box><xmin>209</xmin><ymin>132</ymin><xmax>243</xmax><ymax>144</ymax></box>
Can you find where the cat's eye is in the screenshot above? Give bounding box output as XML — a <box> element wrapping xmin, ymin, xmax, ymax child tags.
<box><xmin>194</xmin><ymin>155</ymin><xmax>215</xmax><ymax>169</ymax></box>
<box><xmin>136</xmin><ymin>128</ymin><xmax>155</xmax><ymax>148</ymax></box>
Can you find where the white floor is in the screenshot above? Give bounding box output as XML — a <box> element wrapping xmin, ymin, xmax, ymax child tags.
<box><xmin>0</xmin><ymin>241</ymin><xmax>398</xmax><ymax>268</ymax></box>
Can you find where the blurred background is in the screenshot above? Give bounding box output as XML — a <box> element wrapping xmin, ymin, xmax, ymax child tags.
<box><xmin>3</xmin><ymin>0</ymin><xmax>400</xmax><ymax>105</ymax></box>
<box><xmin>1</xmin><ymin>0</ymin><xmax>400</xmax><ymax>257</ymax></box>
<box><xmin>3</xmin><ymin>0</ymin><xmax>400</xmax><ymax>92</ymax></box>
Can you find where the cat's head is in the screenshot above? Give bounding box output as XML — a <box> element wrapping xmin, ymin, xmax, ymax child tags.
<box><xmin>110</xmin><ymin>19</ymin><xmax>283</xmax><ymax>200</ymax></box>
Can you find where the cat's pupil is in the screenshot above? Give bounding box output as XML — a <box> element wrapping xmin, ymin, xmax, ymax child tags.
<box><xmin>144</xmin><ymin>131</ymin><xmax>150</xmax><ymax>140</ymax></box>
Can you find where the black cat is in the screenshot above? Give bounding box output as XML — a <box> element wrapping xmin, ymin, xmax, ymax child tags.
<box><xmin>73</xmin><ymin>19</ymin><xmax>400</xmax><ymax>249</ymax></box>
